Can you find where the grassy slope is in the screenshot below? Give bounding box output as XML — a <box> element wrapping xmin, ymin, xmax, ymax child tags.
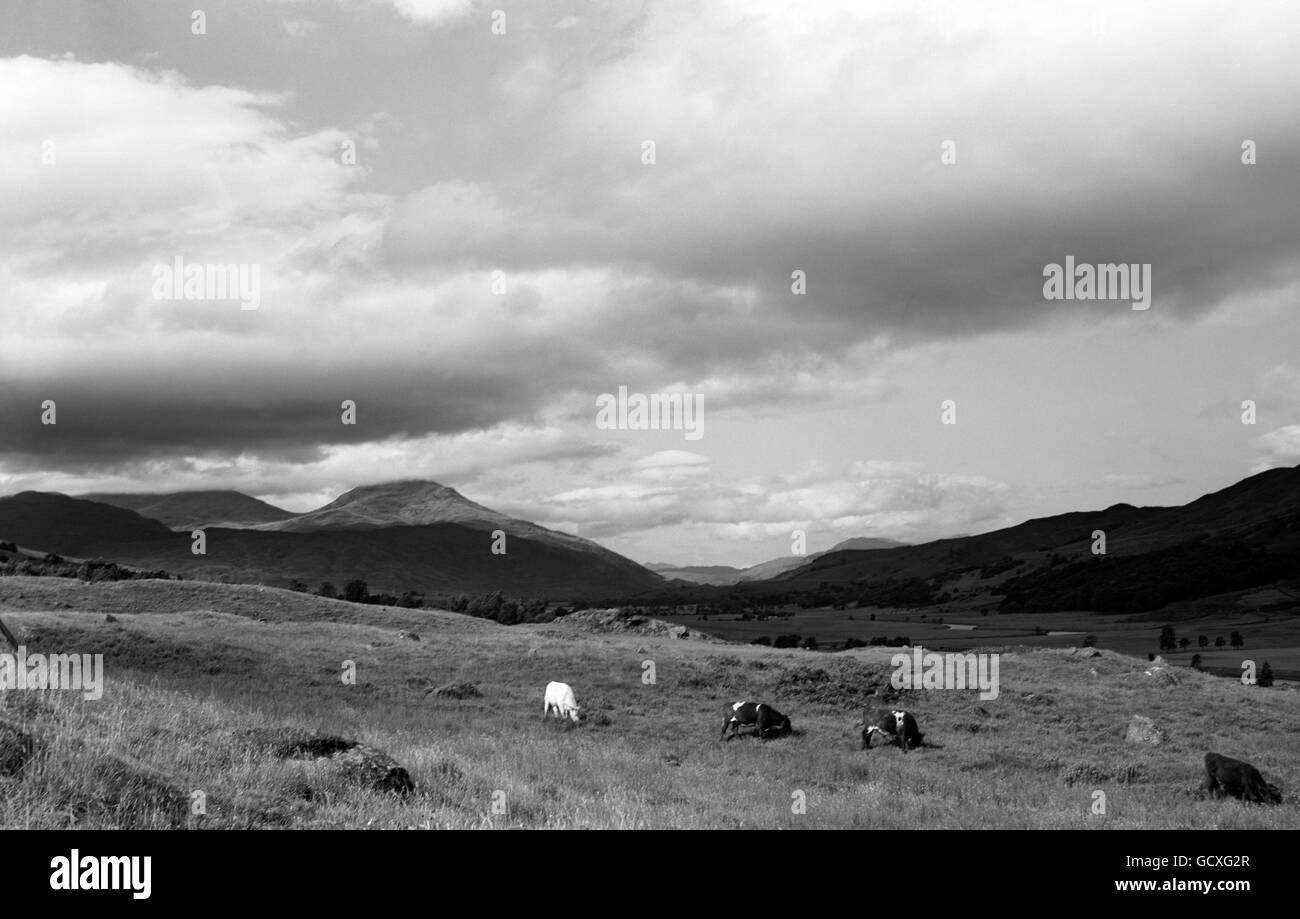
<box><xmin>0</xmin><ymin>576</ymin><xmax>1296</xmax><ymax>829</ymax></box>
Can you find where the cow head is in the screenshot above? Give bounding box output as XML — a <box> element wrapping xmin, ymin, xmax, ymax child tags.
<box><xmin>861</xmin><ymin>724</ymin><xmax>882</xmax><ymax>749</ymax></box>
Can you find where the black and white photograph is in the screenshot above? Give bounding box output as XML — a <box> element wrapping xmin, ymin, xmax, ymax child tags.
<box><xmin>0</xmin><ymin>0</ymin><xmax>1295</xmax><ymax>892</ymax></box>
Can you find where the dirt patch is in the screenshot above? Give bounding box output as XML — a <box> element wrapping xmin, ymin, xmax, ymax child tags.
<box><xmin>429</xmin><ymin>682</ymin><xmax>481</xmax><ymax>700</ymax></box>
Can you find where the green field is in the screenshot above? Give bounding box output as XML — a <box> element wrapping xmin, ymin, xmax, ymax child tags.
<box><xmin>0</xmin><ymin>575</ymin><xmax>1296</xmax><ymax>829</ymax></box>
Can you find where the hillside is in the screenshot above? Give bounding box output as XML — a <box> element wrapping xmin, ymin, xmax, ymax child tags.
<box><xmin>0</xmin><ymin>575</ymin><xmax>1294</xmax><ymax>829</ymax></box>
<box><xmin>771</xmin><ymin>465</ymin><xmax>1300</xmax><ymax>608</ymax></box>
<box><xmin>0</xmin><ymin>492</ymin><xmax>173</xmax><ymax>552</ymax></box>
<box><xmin>83</xmin><ymin>490</ymin><xmax>297</xmax><ymax>530</ymax></box>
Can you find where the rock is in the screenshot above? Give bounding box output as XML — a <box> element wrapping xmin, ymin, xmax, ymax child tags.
<box><xmin>1079</xmin><ymin>647</ymin><xmax>1101</xmax><ymax>658</ymax></box>
<box><xmin>330</xmin><ymin>743</ymin><xmax>415</xmax><ymax>795</ymax></box>
<box><xmin>668</xmin><ymin>626</ymin><xmax>688</xmax><ymax>639</ymax></box>
<box><xmin>1125</xmin><ymin>715</ymin><xmax>1163</xmax><ymax>746</ymax></box>
<box><xmin>104</xmin><ymin>614</ymin><xmax>118</xmax><ymax>623</ymax></box>
<box><xmin>430</xmin><ymin>681</ymin><xmax>481</xmax><ymax>700</ymax></box>
<box><xmin>1144</xmin><ymin>660</ymin><xmax>1180</xmax><ymax>685</ymax></box>
<box><xmin>397</xmin><ymin>630</ymin><xmax>421</xmax><ymax>641</ymax></box>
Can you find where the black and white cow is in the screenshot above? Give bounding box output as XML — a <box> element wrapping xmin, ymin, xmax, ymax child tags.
<box><xmin>721</xmin><ymin>701</ymin><xmax>792</xmax><ymax>741</ymax></box>
<box><xmin>1202</xmin><ymin>752</ymin><xmax>1282</xmax><ymax>804</ymax></box>
<box><xmin>859</xmin><ymin>709</ymin><xmax>923</xmax><ymax>752</ymax></box>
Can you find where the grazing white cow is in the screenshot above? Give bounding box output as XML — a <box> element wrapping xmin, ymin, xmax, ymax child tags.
<box><xmin>543</xmin><ymin>681</ymin><xmax>581</xmax><ymax>723</ymax></box>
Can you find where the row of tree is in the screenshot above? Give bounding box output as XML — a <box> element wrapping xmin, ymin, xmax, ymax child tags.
<box><xmin>289</xmin><ymin>579</ymin><xmax>567</xmax><ymax>625</ymax></box>
<box><xmin>1159</xmin><ymin>625</ymin><xmax>1245</xmax><ymax>650</ymax></box>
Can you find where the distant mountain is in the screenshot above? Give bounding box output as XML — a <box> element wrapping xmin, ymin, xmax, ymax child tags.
<box><xmin>651</xmin><ymin>537</ymin><xmax>910</xmax><ymax>585</ymax></box>
<box><xmin>83</xmin><ymin>490</ymin><xmax>296</xmax><ymax>530</ymax></box>
<box><xmin>825</xmin><ymin>537</ymin><xmax>909</xmax><ymax>552</ymax></box>
<box><xmin>646</xmin><ymin>564</ymin><xmax>746</xmax><ymax>586</ymax></box>
<box><xmin>0</xmin><ymin>483</ymin><xmax>664</xmax><ymax>599</ymax></box>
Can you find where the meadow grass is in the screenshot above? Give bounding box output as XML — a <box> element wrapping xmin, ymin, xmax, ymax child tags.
<box><xmin>0</xmin><ymin>576</ymin><xmax>1296</xmax><ymax>828</ymax></box>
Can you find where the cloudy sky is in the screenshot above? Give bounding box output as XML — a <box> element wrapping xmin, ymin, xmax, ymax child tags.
<box><xmin>2</xmin><ymin>0</ymin><xmax>1298</xmax><ymax>567</ymax></box>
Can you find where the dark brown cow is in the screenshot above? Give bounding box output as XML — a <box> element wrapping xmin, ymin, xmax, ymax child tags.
<box><xmin>721</xmin><ymin>701</ymin><xmax>792</xmax><ymax>741</ymax></box>
<box><xmin>1202</xmin><ymin>753</ymin><xmax>1282</xmax><ymax>804</ymax></box>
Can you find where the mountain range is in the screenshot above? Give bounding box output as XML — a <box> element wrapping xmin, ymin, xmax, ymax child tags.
<box><xmin>2</xmin><ymin>464</ymin><xmax>1298</xmax><ymax>609</ymax></box>
<box><xmin>1</xmin><ymin>482</ymin><xmax>663</xmax><ymax>599</ymax></box>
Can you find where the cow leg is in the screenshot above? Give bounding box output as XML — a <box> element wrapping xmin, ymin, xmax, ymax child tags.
<box><xmin>721</xmin><ymin>718</ymin><xmax>733</xmax><ymax>741</ymax></box>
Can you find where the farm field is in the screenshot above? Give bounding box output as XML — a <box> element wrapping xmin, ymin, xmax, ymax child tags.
<box><xmin>660</xmin><ymin>603</ymin><xmax>1300</xmax><ymax>681</ymax></box>
<box><xmin>0</xmin><ymin>575</ymin><xmax>1296</xmax><ymax>829</ymax></box>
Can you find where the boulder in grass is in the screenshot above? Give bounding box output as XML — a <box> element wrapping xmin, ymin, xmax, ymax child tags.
<box><xmin>1125</xmin><ymin>715</ymin><xmax>1163</xmax><ymax>746</ymax></box>
<box><xmin>330</xmin><ymin>744</ymin><xmax>415</xmax><ymax>795</ymax></box>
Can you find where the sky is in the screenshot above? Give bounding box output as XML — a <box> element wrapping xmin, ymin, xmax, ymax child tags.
<box><xmin>1</xmin><ymin>0</ymin><xmax>1298</xmax><ymax>567</ymax></box>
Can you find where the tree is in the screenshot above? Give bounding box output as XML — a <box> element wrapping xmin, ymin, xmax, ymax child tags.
<box><xmin>1159</xmin><ymin>625</ymin><xmax>1177</xmax><ymax>651</ymax></box>
<box><xmin>288</xmin><ymin>579</ymin><xmax>309</xmax><ymax>593</ymax></box>
<box><xmin>1258</xmin><ymin>661</ymin><xmax>1274</xmax><ymax>687</ymax></box>
<box><xmin>1178</xmin><ymin>636</ymin><xmax>1190</xmax><ymax>649</ymax></box>
<box><xmin>1230</xmin><ymin>631</ymin><xmax>1244</xmax><ymax>648</ymax></box>
<box><xmin>318</xmin><ymin>582</ymin><xmax>338</xmax><ymax>599</ymax></box>
<box><xmin>801</xmin><ymin>636</ymin><xmax>819</xmax><ymax>650</ymax></box>
<box><xmin>1083</xmin><ymin>635</ymin><xmax>1097</xmax><ymax>647</ymax></box>
<box><xmin>1191</xmin><ymin>653</ymin><xmax>1203</xmax><ymax>669</ymax></box>
<box><xmin>1198</xmin><ymin>634</ymin><xmax>1208</xmax><ymax>648</ymax></box>
<box><xmin>343</xmin><ymin>579</ymin><xmax>369</xmax><ymax>604</ymax></box>
<box><xmin>1215</xmin><ymin>636</ymin><xmax>1226</xmax><ymax>647</ymax></box>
